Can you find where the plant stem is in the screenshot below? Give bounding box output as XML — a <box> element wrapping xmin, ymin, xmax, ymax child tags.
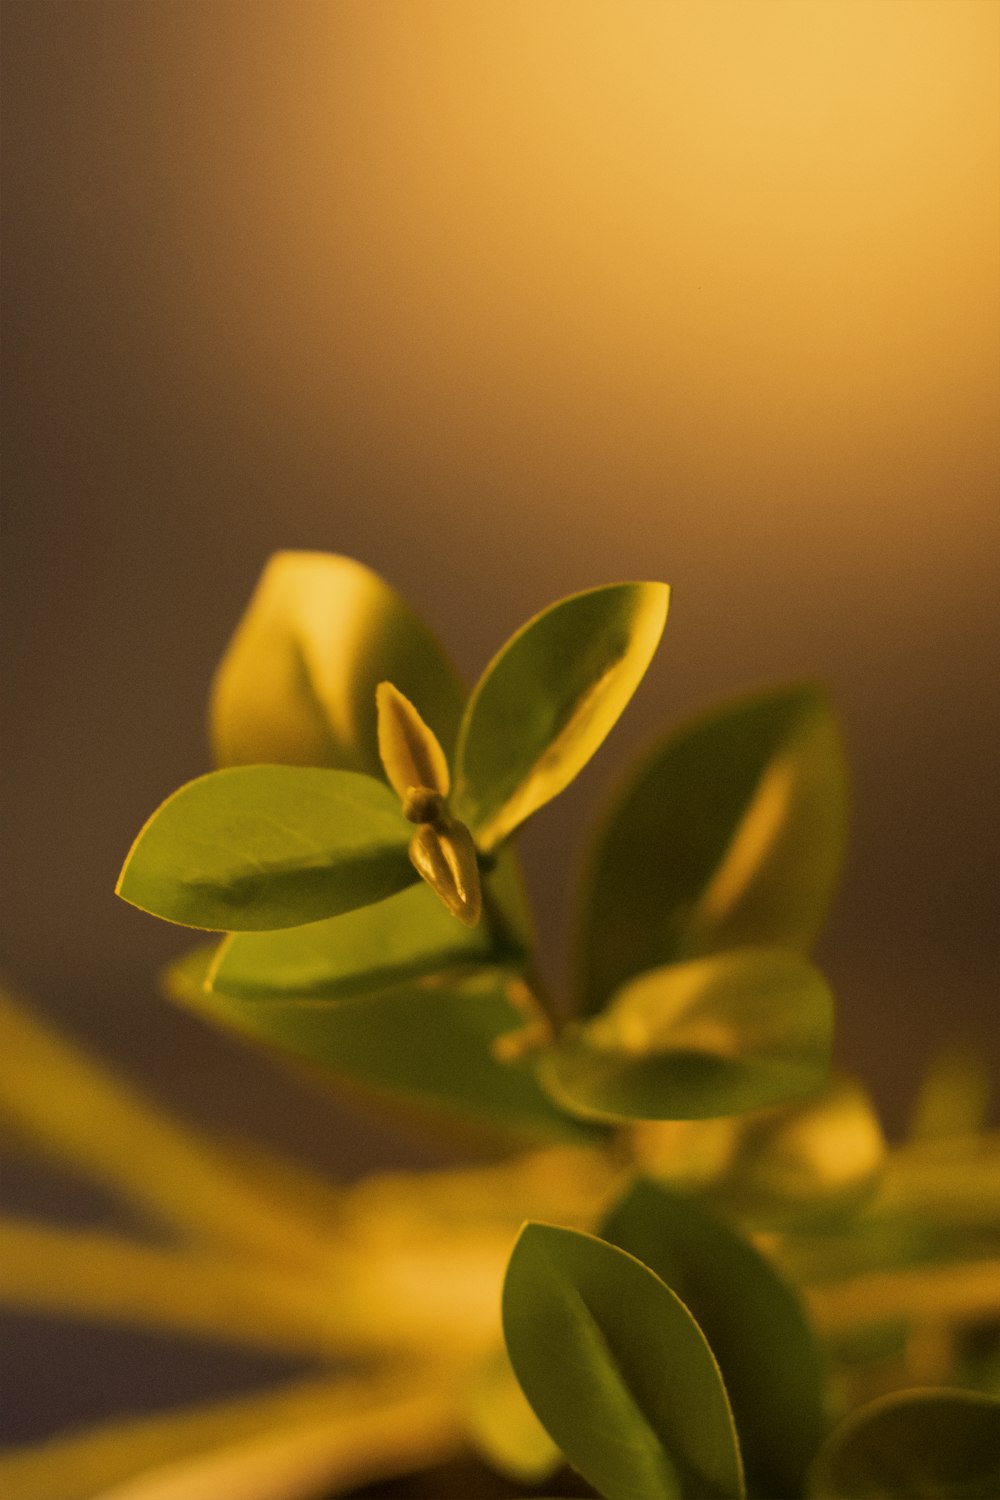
<box><xmin>806</xmin><ymin>1256</ymin><xmax>1000</xmax><ymax>1337</ymax></box>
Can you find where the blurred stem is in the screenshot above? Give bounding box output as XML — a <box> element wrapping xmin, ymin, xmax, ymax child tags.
<box><xmin>0</xmin><ymin>1368</ymin><xmax>465</xmax><ymax>1500</ymax></box>
<box><xmin>806</xmin><ymin>1256</ymin><xmax>1000</xmax><ymax>1338</ymax></box>
<box><xmin>876</xmin><ymin>1131</ymin><xmax>1000</xmax><ymax>1223</ymax></box>
<box><xmin>0</xmin><ymin>991</ymin><xmax>324</xmax><ymax>1267</ymax></box>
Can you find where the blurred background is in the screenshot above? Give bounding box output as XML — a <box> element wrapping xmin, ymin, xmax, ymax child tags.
<box><xmin>2</xmin><ymin>0</ymin><xmax>998</xmax><ymax>1451</ymax></box>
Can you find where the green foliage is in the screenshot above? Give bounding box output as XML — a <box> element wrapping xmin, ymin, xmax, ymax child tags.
<box><xmin>167</xmin><ymin>951</ymin><xmax>603</xmax><ymax>1148</ymax></box>
<box><xmin>452</xmin><ymin>581</ymin><xmax>669</xmax><ymax>850</ymax></box>
<box><xmin>210</xmin><ymin>551</ymin><xmax>465</xmax><ymax>774</ymax></box>
<box><xmin>538</xmin><ymin>946</ymin><xmax>833</xmax><ymax>1122</ymax></box>
<box><xmin>600</xmin><ymin>1179</ymin><xmax>825</xmax><ymax>1499</ymax></box>
<box><xmin>90</xmin><ymin>553</ymin><xmax>1000</xmax><ymax>1499</ymax></box>
<box><xmin>116</xmin><ymin>766</ymin><xmax>416</xmax><ymax>930</ymax></box>
<box><xmin>575</xmin><ymin>686</ymin><xmax>848</xmax><ymax>1016</ymax></box>
<box><xmin>207</xmin><ymin>880</ymin><xmax>516</xmax><ymax>1001</ymax></box>
<box><xmin>502</xmin><ymin>1222</ymin><xmax>745</xmax><ymax>1500</ymax></box>
<box><xmin>808</xmin><ymin>1389</ymin><xmax>1000</xmax><ymax>1499</ymax></box>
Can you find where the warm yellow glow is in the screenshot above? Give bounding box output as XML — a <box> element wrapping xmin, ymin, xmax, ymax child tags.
<box><xmin>173</xmin><ymin>1</ymin><xmax>997</xmax><ymax>554</ymax></box>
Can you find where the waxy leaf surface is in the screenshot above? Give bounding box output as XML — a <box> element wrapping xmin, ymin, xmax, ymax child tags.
<box><xmin>209</xmin><ymin>878</ymin><xmax>522</xmax><ymax>1000</ymax></box>
<box><xmin>601</xmin><ymin>1179</ymin><xmax>825</xmax><ymax>1499</ymax></box>
<box><xmin>576</xmin><ymin>686</ymin><xmax>847</xmax><ymax>1015</ymax></box>
<box><xmin>540</xmin><ymin>947</ymin><xmax>833</xmax><ymax>1122</ymax></box>
<box><xmin>453</xmin><ymin>582</ymin><xmax>669</xmax><ymax>850</ymax></box>
<box><xmin>808</xmin><ymin>1388</ymin><xmax>1000</xmax><ymax>1499</ymax></box>
<box><xmin>169</xmin><ymin>963</ymin><xmax>604</xmax><ymax>1148</ymax></box>
<box><xmin>117</xmin><ymin>767</ymin><xmax>415</xmax><ymax>931</ymax></box>
<box><xmin>210</xmin><ymin>552</ymin><xmax>465</xmax><ymax>775</ymax></box>
<box><xmin>502</xmin><ymin>1223</ymin><xmax>744</xmax><ymax>1500</ymax></box>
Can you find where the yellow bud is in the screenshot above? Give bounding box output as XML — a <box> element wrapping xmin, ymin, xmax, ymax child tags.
<box><xmin>376</xmin><ymin>681</ymin><xmax>450</xmax><ymax>801</ymax></box>
<box><xmin>409</xmin><ymin>818</ymin><xmax>482</xmax><ymax>926</ymax></box>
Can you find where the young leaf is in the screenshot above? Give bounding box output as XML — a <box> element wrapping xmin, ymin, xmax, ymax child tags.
<box><xmin>540</xmin><ymin>947</ymin><xmax>833</xmax><ymax>1123</ymax></box>
<box><xmin>116</xmin><ymin>766</ymin><xmax>416</xmax><ymax>930</ymax></box>
<box><xmin>502</xmin><ymin>1222</ymin><xmax>745</xmax><ymax>1500</ymax></box>
<box><xmin>208</xmin><ymin>879</ymin><xmax>522</xmax><ymax>1001</ymax></box>
<box><xmin>376</xmin><ymin>681</ymin><xmax>451</xmax><ymax>800</ymax></box>
<box><xmin>168</xmin><ymin>967</ymin><xmax>606</xmax><ymax>1149</ymax></box>
<box><xmin>808</xmin><ymin>1388</ymin><xmax>1000</xmax><ymax>1500</ymax></box>
<box><xmin>210</xmin><ymin>551</ymin><xmax>465</xmax><ymax>775</ymax></box>
<box><xmin>601</xmin><ymin>1179</ymin><xmax>826</xmax><ymax>1499</ymax></box>
<box><xmin>453</xmin><ymin>582</ymin><xmax>669</xmax><ymax>851</ymax></box>
<box><xmin>576</xmin><ymin>685</ymin><xmax>848</xmax><ymax>1015</ymax></box>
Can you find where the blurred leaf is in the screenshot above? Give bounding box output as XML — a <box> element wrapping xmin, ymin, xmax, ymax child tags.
<box><xmin>0</xmin><ymin>987</ymin><xmax>315</xmax><ymax>1262</ymax></box>
<box><xmin>502</xmin><ymin>1222</ymin><xmax>745</xmax><ymax>1500</ymax></box>
<box><xmin>601</xmin><ymin>1179</ymin><xmax>825</xmax><ymax>1499</ymax></box>
<box><xmin>210</xmin><ymin>551</ymin><xmax>465</xmax><ymax>775</ymax></box>
<box><xmin>629</xmin><ymin>1115</ymin><xmax>741</xmax><ymax>1193</ymax></box>
<box><xmin>808</xmin><ymin>1388</ymin><xmax>1000</xmax><ymax>1499</ymax></box>
<box><xmin>910</xmin><ymin>1045</ymin><xmax>993</xmax><ymax>1143</ymax></box>
<box><xmin>576</xmin><ymin>685</ymin><xmax>847</xmax><ymax>1015</ymax></box>
<box><xmin>209</xmin><ymin>879</ymin><xmax>523</xmax><ymax>1000</ymax></box>
<box><xmin>713</xmin><ymin>1074</ymin><xmax>886</xmax><ymax>1227</ymax></box>
<box><xmin>462</xmin><ymin>1345</ymin><xmax>562</xmax><ymax>1485</ymax></box>
<box><xmin>117</xmin><ymin>766</ymin><xmax>415</xmax><ymax>931</ymax></box>
<box><xmin>539</xmin><ymin>948</ymin><xmax>833</xmax><ymax>1123</ymax></box>
<box><xmin>169</xmin><ymin>965</ymin><xmax>605</xmax><ymax>1148</ymax></box>
<box><xmin>453</xmin><ymin>582</ymin><xmax>669</xmax><ymax>851</ymax></box>
<box><xmin>0</xmin><ymin>1371</ymin><xmax>459</xmax><ymax>1500</ymax></box>
<box><xmin>375</xmin><ymin>680</ymin><xmax>451</xmax><ymax>799</ymax></box>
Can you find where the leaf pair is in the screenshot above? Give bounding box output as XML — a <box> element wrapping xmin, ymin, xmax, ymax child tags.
<box><xmin>540</xmin><ymin>945</ymin><xmax>834</xmax><ymax>1124</ymax></box>
<box><xmin>574</xmin><ymin>685</ymin><xmax>850</xmax><ymax>1013</ymax></box>
<box><xmin>118</xmin><ymin>554</ymin><xmax>670</xmax><ymax>938</ymax></box>
<box><xmin>503</xmin><ymin>1182</ymin><xmax>1000</xmax><ymax>1500</ymax></box>
<box><xmin>502</xmin><ymin>1179</ymin><xmax>825</xmax><ymax>1500</ymax></box>
<box><xmin>808</xmin><ymin>1388</ymin><xmax>1000</xmax><ymax>1499</ymax></box>
<box><xmin>166</xmin><ymin>952</ymin><xmax>605</xmax><ymax>1151</ymax></box>
<box><xmin>531</xmin><ymin>687</ymin><xmax>848</xmax><ymax>1125</ymax></box>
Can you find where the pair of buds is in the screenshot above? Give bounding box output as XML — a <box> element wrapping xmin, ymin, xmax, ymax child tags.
<box><xmin>376</xmin><ymin>682</ymin><xmax>482</xmax><ymax>926</ymax></box>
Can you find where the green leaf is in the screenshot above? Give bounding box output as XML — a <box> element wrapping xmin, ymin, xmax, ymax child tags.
<box><xmin>117</xmin><ymin>766</ymin><xmax>416</xmax><ymax>931</ymax></box>
<box><xmin>210</xmin><ymin>551</ymin><xmax>465</xmax><ymax>775</ymax></box>
<box><xmin>502</xmin><ymin>1222</ymin><xmax>745</xmax><ymax>1500</ymax></box>
<box><xmin>453</xmin><ymin>582</ymin><xmax>669</xmax><ymax>850</ymax></box>
<box><xmin>808</xmin><ymin>1388</ymin><xmax>1000</xmax><ymax>1499</ymax></box>
<box><xmin>576</xmin><ymin>685</ymin><xmax>848</xmax><ymax>1015</ymax></box>
<box><xmin>169</xmin><ymin>967</ymin><xmax>606</xmax><ymax>1149</ymax></box>
<box><xmin>540</xmin><ymin>947</ymin><xmax>833</xmax><ymax>1123</ymax></box>
<box><xmin>209</xmin><ymin>878</ymin><xmax>523</xmax><ymax>1001</ymax></box>
<box><xmin>601</xmin><ymin>1179</ymin><xmax>825</xmax><ymax>1499</ymax></box>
